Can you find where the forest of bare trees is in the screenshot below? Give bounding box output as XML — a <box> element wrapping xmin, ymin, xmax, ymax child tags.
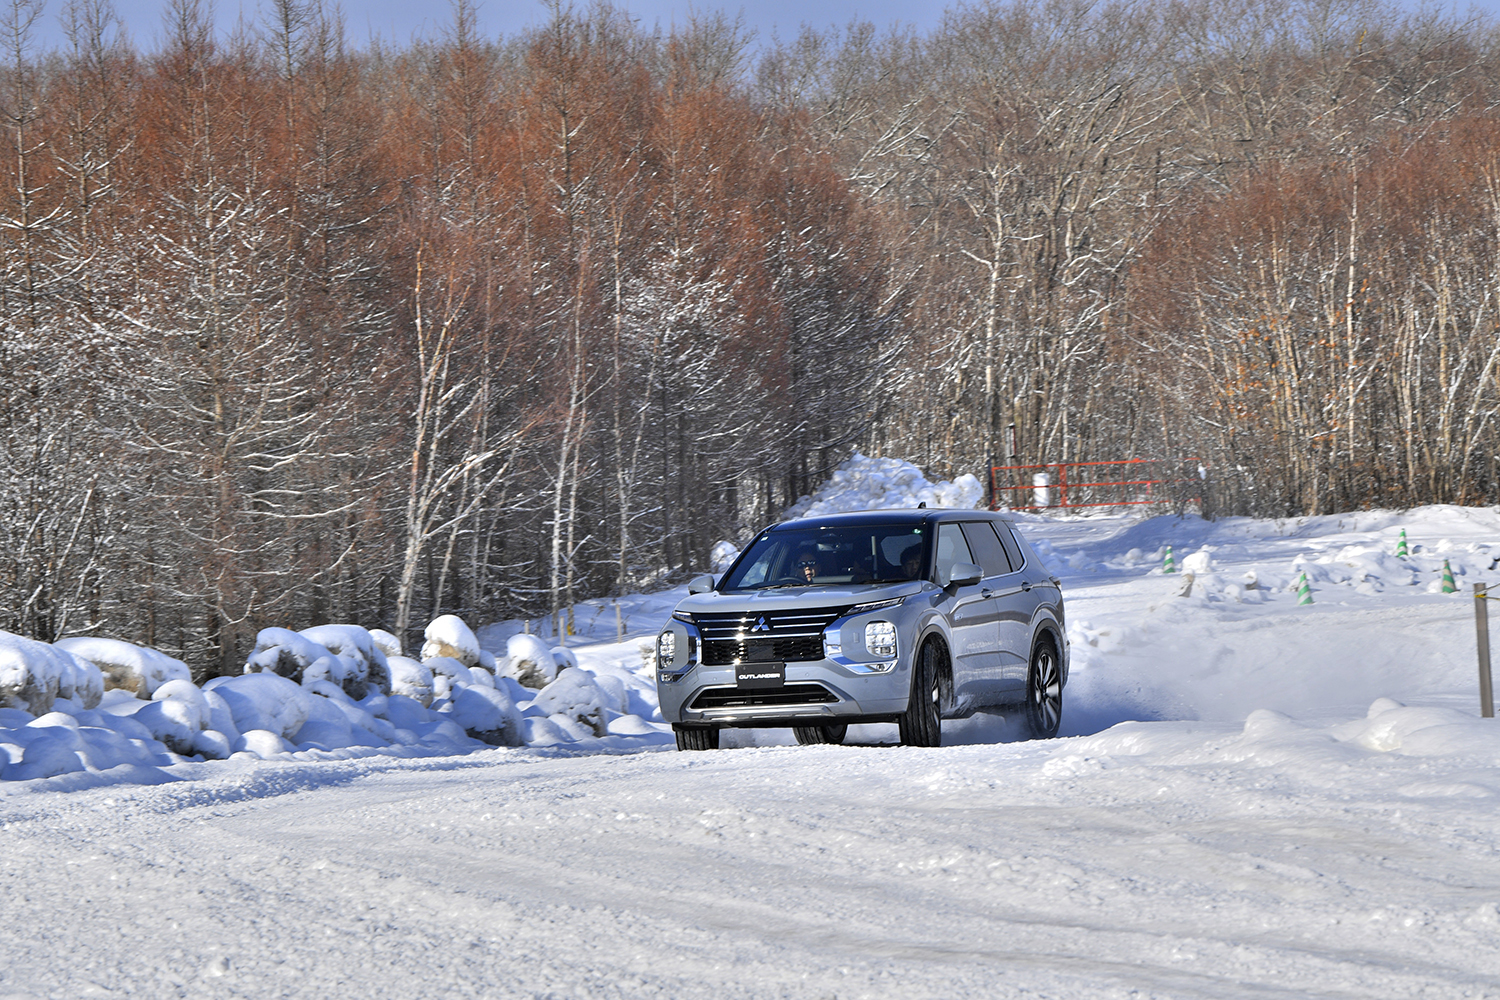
<box><xmin>5</xmin><ymin>0</ymin><xmax>1500</xmax><ymax>675</ymax></box>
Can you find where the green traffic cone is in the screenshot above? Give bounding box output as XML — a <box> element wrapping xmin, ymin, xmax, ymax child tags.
<box><xmin>1296</xmin><ymin>571</ymin><xmax>1314</xmax><ymax>605</ymax></box>
<box><xmin>1163</xmin><ymin>545</ymin><xmax>1175</xmax><ymax>574</ymax></box>
<box><xmin>1395</xmin><ymin>529</ymin><xmax>1409</xmax><ymax>558</ymax></box>
<box><xmin>1441</xmin><ymin>559</ymin><xmax>1457</xmax><ymax>593</ymax></box>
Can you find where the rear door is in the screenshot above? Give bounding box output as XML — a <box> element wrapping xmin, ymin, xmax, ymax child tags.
<box><xmin>991</xmin><ymin>519</ymin><xmax>1046</xmax><ymax>689</ymax></box>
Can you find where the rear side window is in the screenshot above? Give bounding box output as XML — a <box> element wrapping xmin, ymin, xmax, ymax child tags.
<box><xmin>960</xmin><ymin>521</ymin><xmax>1013</xmax><ymax>577</ymax></box>
<box><xmin>994</xmin><ymin>521</ymin><xmax>1026</xmax><ymax>571</ymax></box>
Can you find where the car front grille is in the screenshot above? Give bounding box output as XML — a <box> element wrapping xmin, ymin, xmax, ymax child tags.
<box><xmin>701</xmin><ymin>636</ymin><xmax>824</xmax><ymax>665</ymax></box>
<box><xmin>692</xmin><ymin>607</ymin><xmax>846</xmax><ymax>665</ymax></box>
<box><xmin>690</xmin><ymin>684</ymin><xmax>839</xmax><ymax>710</ymax></box>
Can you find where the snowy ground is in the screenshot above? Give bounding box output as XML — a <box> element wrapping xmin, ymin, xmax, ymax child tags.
<box><xmin>4</xmin><ymin>504</ymin><xmax>1500</xmax><ymax>998</ymax></box>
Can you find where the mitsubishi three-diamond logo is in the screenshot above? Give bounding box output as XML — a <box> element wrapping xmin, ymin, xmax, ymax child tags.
<box><xmin>751</xmin><ymin>615</ymin><xmax>771</xmax><ymax>633</ymax></box>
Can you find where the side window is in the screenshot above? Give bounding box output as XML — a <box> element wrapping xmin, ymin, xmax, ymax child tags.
<box><xmin>994</xmin><ymin>521</ymin><xmax>1026</xmax><ymax>572</ymax></box>
<box><xmin>934</xmin><ymin>523</ymin><xmax>975</xmax><ymax>584</ymax></box>
<box><xmin>960</xmin><ymin>521</ymin><xmax>1013</xmax><ymax>577</ymax></box>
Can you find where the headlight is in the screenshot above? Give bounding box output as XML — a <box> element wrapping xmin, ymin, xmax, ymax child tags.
<box><xmin>656</xmin><ymin>630</ymin><xmax>676</xmax><ymax>667</ymax></box>
<box><xmin>849</xmin><ymin>596</ymin><xmax>905</xmax><ymax>615</ymax></box>
<box><xmin>865</xmin><ymin>621</ymin><xmax>897</xmax><ymax>658</ymax></box>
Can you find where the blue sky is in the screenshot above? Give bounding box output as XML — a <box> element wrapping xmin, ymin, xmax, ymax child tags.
<box><xmin>31</xmin><ymin>0</ymin><xmax>944</xmax><ymax>50</ymax></box>
<box><xmin>26</xmin><ymin>0</ymin><xmax>1499</xmax><ymax>52</ymax></box>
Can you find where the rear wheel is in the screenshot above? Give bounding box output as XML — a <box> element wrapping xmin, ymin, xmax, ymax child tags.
<box><xmin>793</xmin><ymin>724</ymin><xmax>848</xmax><ymax>745</ymax></box>
<box><xmin>1024</xmin><ymin>637</ymin><xmax>1063</xmax><ymax>739</ymax></box>
<box><xmin>899</xmin><ymin>640</ymin><xmax>944</xmax><ymax>747</ymax></box>
<box><xmin>674</xmin><ymin>725</ymin><xmax>720</xmax><ymax>751</ymax></box>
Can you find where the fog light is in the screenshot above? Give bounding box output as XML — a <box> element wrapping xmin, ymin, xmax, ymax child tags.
<box><xmin>865</xmin><ymin>621</ymin><xmax>897</xmax><ymax>658</ymax></box>
<box><xmin>656</xmin><ymin>630</ymin><xmax>676</xmax><ymax>667</ymax></box>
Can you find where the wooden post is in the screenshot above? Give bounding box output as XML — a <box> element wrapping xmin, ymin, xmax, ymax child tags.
<box><xmin>1476</xmin><ymin>583</ymin><xmax>1495</xmax><ymax>718</ymax></box>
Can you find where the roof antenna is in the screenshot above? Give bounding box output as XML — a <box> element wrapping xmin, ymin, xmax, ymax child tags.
<box><xmin>918</xmin><ymin>501</ymin><xmax>927</xmax><ymax>508</ymax></box>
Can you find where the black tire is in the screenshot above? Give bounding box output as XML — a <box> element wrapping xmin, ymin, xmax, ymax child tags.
<box><xmin>674</xmin><ymin>725</ymin><xmax>720</xmax><ymax>751</ymax></box>
<box><xmin>1024</xmin><ymin>636</ymin><xmax>1063</xmax><ymax>740</ymax></box>
<box><xmin>898</xmin><ymin>639</ymin><xmax>944</xmax><ymax>747</ymax></box>
<box><xmin>793</xmin><ymin>724</ymin><xmax>848</xmax><ymax>745</ymax></box>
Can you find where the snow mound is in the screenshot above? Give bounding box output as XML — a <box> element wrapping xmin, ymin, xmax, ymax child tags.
<box><xmin>421</xmin><ymin>614</ymin><xmax>480</xmax><ymax>668</ymax></box>
<box><xmin>441</xmin><ymin>684</ymin><xmax>522</xmax><ymax>746</ymax></box>
<box><xmin>55</xmin><ymin>637</ymin><xmax>189</xmax><ymax>699</ymax></box>
<box><xmin>783</xmin><ymin>452</ymin><xmax>982</xmax><ymax>519</ymax></box>
<box><xmin>205</xmin><ymin>672</ymin><xmax>312</xmax><ymax>742</ymax></box>
<box><xmin>532</xmin><ymin>668</ymin><xmax>622</xmax><ymax>736</ymax></box>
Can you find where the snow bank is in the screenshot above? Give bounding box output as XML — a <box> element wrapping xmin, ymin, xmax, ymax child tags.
<box><xmin>783</xmin><ymin>452</ymin><xmax>983</xmax><ymax>519</ymax></box>
<box><xmin>55</xmin><ymin>637</ymin><xmax>189</xmax><ymax>698</ymax></box>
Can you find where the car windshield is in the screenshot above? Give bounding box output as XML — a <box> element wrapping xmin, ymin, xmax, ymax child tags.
<box><xmin>720</xmin><ymin>524</ymin><xmax>931</xmax><ymax>591</ymax></box>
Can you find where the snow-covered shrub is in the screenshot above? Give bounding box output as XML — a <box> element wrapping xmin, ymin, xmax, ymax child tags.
<box><xmin>368</xmin><ymin>628</ymin><xmax>403</xmax><ymax>659</ymax></box>
<box><xmin>243</xmin><ymin>628</ymin><xmax>335</xmax><ymax>684</ymax></box>
<box><xmin>387</xmin><ymin>655</ymin><xmax>435</xmax><ymax>706</ymax></box>
<box><xmin>205</xmin><ymin>672</ymin><xmax>311</xmax><ymax>741</ymax></box>
<box><xmin>503</xmin><ymin>634</ymin><xmax>557</xmax><ymax>689</ymax></box>
<box><xmin>300</xmin><ymin>624</ymin><xmax>392</xmax><ymax>698</ymax></box>
<box><xmin>550</xmin><ymin>646</ymin><xmax>578</xmax><ymax>672</ymax></box>
<box><xmin>425</xmin><ymin>656</ymin><xmax>473</xmax><ymax>702</ymax></box>
<box><xmin>1</xmin><ymin>631</ymin><xmax>104</xmax><ymax>715</ymax></box>
<box><xmin>54</xmin><ymin>637</ymin><xmax>189</xmax><ymax>699</ymax></box>
<box><xmin>421</xmin><ymin>614</ymin><xmax>480</xmax><ymax>668</ymax></box>
<box><xmin>55</xmin><ymin>650</ymin><xmax>103</xmax><ymax>710</ymax></box>
<box><xmin>442</xmin><ymin>683</ymin><xmax>522</xmax><ymax>746</ymax></box>
<box><xmin>532</xmin><ymin>669</ymin><xmax>618</xmax><ymax>737</ymax></box>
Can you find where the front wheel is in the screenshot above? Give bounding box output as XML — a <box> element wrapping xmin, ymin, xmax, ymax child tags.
<box><xmin>793</xmin><ymin>724</ymin><xmax>848</xmax><ymax>745</ymax></box>
<box><xmin>1024</xmin><ymin>637</ymin><xmax>1063</xmax><ymax>740</ymax></box>
<box><xmin>898</xmin><ymin>640</ymin><xmax>944</xmax><ymax>747</ymax></box>
<box><xmin>674</xmin><ymin>725</ymin><xmax>720</xmax><ymax>751</ymax></box>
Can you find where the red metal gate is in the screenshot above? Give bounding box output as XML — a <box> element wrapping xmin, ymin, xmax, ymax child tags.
<box><xmin>989</xmin><ymin>458</ymin><xmax>1208</xmax><ymax>512</ymax></box>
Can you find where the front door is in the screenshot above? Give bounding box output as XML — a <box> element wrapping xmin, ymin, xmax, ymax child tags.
<box><xmin>935</xmin><ymin>522</ymin><xmax>997</xmax><ymax>712</ymax></box>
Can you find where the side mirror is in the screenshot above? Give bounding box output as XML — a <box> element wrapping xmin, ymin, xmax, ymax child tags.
<box><xmin>943</xmin><ymin>562</ymin><xmax>984</xmax><ymax>589</ymax></box>
<box><xmin>688</xmin><ymin>573</ymin><xmax>716</xmax><ymax>595</ymax></box>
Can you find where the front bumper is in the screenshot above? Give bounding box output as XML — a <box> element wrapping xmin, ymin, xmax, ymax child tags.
<box><xmin>658</xmin><ymin>655</ymin><xmax>911</xmax><ymax>727</ymax></box>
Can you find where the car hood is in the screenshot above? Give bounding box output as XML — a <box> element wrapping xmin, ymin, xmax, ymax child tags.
<box><xmin>676</xmin><ymin>580</ymin><xmax>929</xmax><ymax>615</ymax></box>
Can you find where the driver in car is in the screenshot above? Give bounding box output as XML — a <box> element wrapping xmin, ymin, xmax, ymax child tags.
<box><xmin>900</xmin><ymin>543</ymin><xmax>923</xmax><ymax>580</ymax></box>
<box><xmin>794</xmin><ymin>548</ymin><xmax>820</xmax><ymax>583</ymax></box>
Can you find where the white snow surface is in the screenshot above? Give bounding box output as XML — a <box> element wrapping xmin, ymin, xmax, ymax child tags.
<box><xmin>4</xmin><ymin>504</ymin><xmax>1500</xmax><ymax>997</ymax></box>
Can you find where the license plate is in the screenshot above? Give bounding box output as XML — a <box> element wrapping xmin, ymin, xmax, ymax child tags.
<box><xmin>736</xmin><ymin>661</ymin><xmax>785</xmax><ymax>689</ymax></box>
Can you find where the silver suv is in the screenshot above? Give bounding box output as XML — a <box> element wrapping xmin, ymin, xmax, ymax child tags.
<box><xmin>654</xmin><ymin>509</ymin><xmax>1068</xmax><ymax>750</ymax></box>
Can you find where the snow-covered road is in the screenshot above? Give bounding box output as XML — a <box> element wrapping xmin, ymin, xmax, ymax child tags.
<box><xmin>5</xmin><ymin>502</ymin><xmax>1500</xmax><ymax>998</ymax></box>
<box><xmin>4</xmin><ymin>714</ymin><xmax>1498</xmax><ymax>999</ymax></box>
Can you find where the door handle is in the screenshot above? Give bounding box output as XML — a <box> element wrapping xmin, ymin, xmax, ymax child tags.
<box><xmin>1021</xmin><ymin>580</ymin><xmax>1032</xmax><ymax>592</ymax></box>
<box><xmin>981</xmin><ymin>589</ymin><xmax>994</xmax><ymax>598</ymax></box>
